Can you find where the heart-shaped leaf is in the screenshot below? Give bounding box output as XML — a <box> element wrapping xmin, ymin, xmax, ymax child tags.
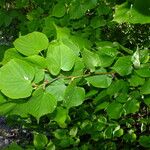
<box><xmin>14</xmin><ymin>32</ymin><xmax>49</xmax><ymax>56</ymax></box>
<box><xmin>46</xmin><ymin>41</ymin><xmax>76</xmax><ymax>75</ymax></box>
<box><xmin>0</xmin><ymin>59</ymin><xmax>35</xmax><ymax>99</ymax></box>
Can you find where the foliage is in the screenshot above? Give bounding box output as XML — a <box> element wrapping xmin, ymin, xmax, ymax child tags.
<box><xmin>0</xmin><ymin>0</ymin><xmax>150</xmax><ymax>149</ymax></box>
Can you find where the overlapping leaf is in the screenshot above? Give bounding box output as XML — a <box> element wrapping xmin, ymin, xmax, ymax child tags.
<box><xmin>0</xmin><ymin>59</ymin><xmax>35</xmax><ymax>99</ymax></box>
<box><xmin>14</xmin><ymin>32</ymin><xmax>49</xmax><ymax>56</ymax></box>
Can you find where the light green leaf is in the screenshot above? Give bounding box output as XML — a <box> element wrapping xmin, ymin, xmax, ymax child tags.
<box><xmin>46</xmin><ymin>41</ymin><xmax>76</xmax><ymax>75</ymax></box>
<box><xmin>46</xmin><ymin>79</ymin><xmax>66</xmax><ymax>101</ymax></box>
<box><xmin>112</xmin><ymin>56</ymin><xmax>133</xmax><ymax>76</ymax></box>
<box><xmin>86</xmin><ymin>75</ymin><xmax>112</xmax><ymax>88</ymax></box>
<box><xmin>33</xmin><ymin>133</ymin><xmax>48</xmax><ymax>149</ymax></box>
<box><xmin>106</xmin><ymin>102</ymin><xmax>123</xmax><ymax>119</ymax></box>
<box><xmin>26</xmin><ymin>89</ymin><xmax>57</xmax><ymax>121</ymax></box>
<box><xmin>14</xmin><ymin>32</ymin><xmax>49</xmax><ymax>56</ymax></box>
<box><xmin>24</xmin><ymin>55</ymin><xmax>47</xmax><ymax>68</ymax></box>
<box><xmin>132</xmin><ymin>49</ymin><xmax>140</xmax><ymax>68</ymax></box>
<box><xmin>82</xmin><ymin>48</ymin><xmax>100</xmax><ymax>72</ymax></box>
<box><xmin>0</xmin><ymin>59</ymin><xmax>34</xmax><ymax>99</ymax></box>
<box><xmin>2</xmin><ymin>48</ymin><xmax>23</xmax><ymax>65</ymax></box>
<box><xmin>124</xmin><ymin>99</ymin><xmax>140</xmax><ymax>115</ymax></box>
<box><xmin>113</xmin><ymin>2</ymin><xmax>150</xmax><ymax>24</ymax></box>
<box><xmin>33</xmin><ymin>68</ymin><xmax>45</xmax><ymax>84</ymax></box>
<box><xmin>64</xmin><ymin>82</ymin><xmax>85</xmax><ymax>109</ymax></box>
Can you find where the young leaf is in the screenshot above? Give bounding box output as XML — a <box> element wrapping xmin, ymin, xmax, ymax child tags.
<box><xmin>14</xmin><ymin>32</ymin><xmax>49</xmax><ymax>56</ymax></box>
<box><xmin>0</xmin><ymin>59</ymin><xmax>35</xmax><ymax>99</ymax></box>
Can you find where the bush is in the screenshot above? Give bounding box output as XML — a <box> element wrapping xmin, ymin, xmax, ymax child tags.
<box><xmin>0</xmin><ymin>0</ymin><xmax>150</xmax><ymax>149</ymax></box>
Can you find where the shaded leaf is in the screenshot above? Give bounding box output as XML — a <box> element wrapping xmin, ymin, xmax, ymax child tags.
<box><xmin>106</xmin><ymin>102</ymin><xmax>123</xmax><ymax>119</ymax></box>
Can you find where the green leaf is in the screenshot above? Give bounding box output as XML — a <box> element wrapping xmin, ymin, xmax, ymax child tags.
<box><xmin>24</xmin><ymin>55</ymin><xmax>47</xmax><ymax>68</ymax></box>
<box><xmin>46</xmin><ymin>41</ymin><xmax>76</xmax><ymax>75</ymax></box>
<box><xmin>139</xmin><ymin>136</ymin><xmax>150</xmax><ymax>148</ymax></box>
<box><xmin>113</xmin><ymin>127</ymin><xmax>124</xmax><ymax>137</ymax></box>
<box><xmin>95</xmin><ymin>102</ymin><xmax>109</xmax><ymax>112</ymax></box>
<box><xmin>116</xmin><ymin>92</ymin><xmax>128</xmax><ymax>103</ymax></box>
<box><xmin>52</xmin><ymin>2</ymin><xmax>66</xmax><ymax>18</ymax></box>
<box><xmin>86</xmin><ymin>75</ymin><xmax>112</xmax><ymax>88</ymax></box>
<box><xmin>14</xmin><ymin>32</ymin><xmax>49</xmax><ymax>56</ymax></box>
<box><xmin>54</xmin><ymin>107</ymin><xmax>68</xmax><ymax>128</ymax></box>
<box><xmin>134</xmin><ymin>0</ymin><xmax>150</xmax><ymax>16</ymax></box>
<box><xmin>4</xmin><ymin>143</ymin><xmax>23</xmax><ymax>150</ymax></box>
<box><xmin>141</xmin><ymin>79</ymin><xmax>150</xmax><ymax>95</ymax></box>
<box><xmin>10</xmin><ymin>89</ymin><xmax>57</xmax><ymax>121</ymax></box>
<box><xmin>106</xmin><ymin>102</ymin><xmax>123</xmax><ymax>119</ymax></box>
<box><xmin>97</xmin><ymin>44</ymin><xmax>118</xmax><ymax>67</ymax></box>
<box><xmin>46</xmin><ymin>79</ymin><xmax>66</xmax><ymax>101</ymax></box>
<box><xmin>69</xmin><ymin>0</ymin><xmax>97</xmax><ymax>19</ymax></box>
<box><xmin>107</xmin><ymin>80</ymin><xmax>129</xmax><ymax>96</ymax></box>
<box><xmin>113</xmin><ymin>2</ymin><xmax>150</xmax><ymax>24</ymax></box>
<box><xmin>144</xmin><ymin>97</ymin><xmax>150</xmax><ymax>106</ymax></box>
<box><xmin>33</xmin><ymin>68</ymin><xmax>45</xmax><ymax>84</ymax></box>
<box><xmin>90</xmin><ymin>16</ymin><xmax>106</xmax><ymax>28</ymax></box>
<box><xmin>128</xmin><ymin>75</ymin><xmax>145</xmax><ymax>87</ymax></box>
<box><xmin>33</xmin><ymin>133</ymin><xmax>48</xmax><ymax>149</ymax></box>
<box><xmin>112</xmin><ymin>56</ymin><xmax>133</xmax><ymax>76</ymax></box>
<box><xmin>26</xmin><ymin>89</ymin><xmax>57</xmax><ymax>121</ymax></box>
<box><xmin>0</xmin><ymin>59</ymin><xmax>34</xmax><ymax>99</ymax></box>
<box><xmin>135</xmin><ymin>67</ymin><xmax>150</xmax><ymax>77</ymax></box>
<box><xmin>124</xmin><ymin>99</ymin><xmax>140</xmax><ymax>115</ymax></box>
<box><xmin>2</xmin><ymin>48</ymin><xmax>23</xmax><ymax>65</ymax></box>
<box><xmin>132</xmin><ymin>49</ymin><xmax>140</xmax><ymax>68</ymax></box>
<box><xmin>63</xmin><ymin>82</ymin><xmax>85</xmax><ymax>109</ymax></box>
<box><xmin>82</xmin><ymin>48</ymin><xmax>100</xmax><ymax>72</ymax></box>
